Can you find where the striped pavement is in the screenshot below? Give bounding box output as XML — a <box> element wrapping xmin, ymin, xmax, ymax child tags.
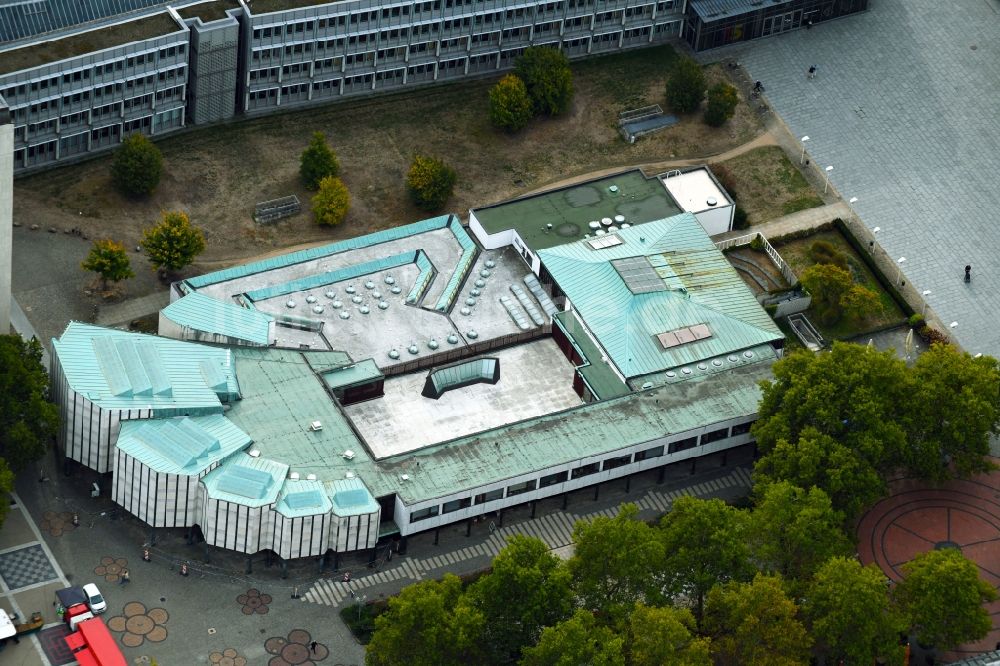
<box><xmin>302</xmin><ymin>466</ymin><xmax>752</xmax><ymax>608</ymax></box>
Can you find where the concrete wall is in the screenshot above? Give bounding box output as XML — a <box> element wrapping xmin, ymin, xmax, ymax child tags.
<box><xmin>695</xmin><ymin>203</ymin><xmax>732</xmax><ymax>236</ymax></box>
<box><xmin>0</xmin><ymin>95</ymin><xmax>11</xmax><ymax>333</ymax></box>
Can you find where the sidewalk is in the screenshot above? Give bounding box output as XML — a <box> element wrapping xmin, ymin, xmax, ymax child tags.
<box><xmin>714</xmin><ymin>201</ymin><xmax>850</xmax><ymax>243</ymax></box>
<box><xmin>95</xmin><ymin>291</ymin><xmax>169</xmax><ymax>328</ymax></box>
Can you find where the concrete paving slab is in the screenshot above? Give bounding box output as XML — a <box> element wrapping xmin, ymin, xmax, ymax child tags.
<box><xmin>0</xmin><ymin>510</ymin><xmax>35</xmax><ymax>551</ymax></box>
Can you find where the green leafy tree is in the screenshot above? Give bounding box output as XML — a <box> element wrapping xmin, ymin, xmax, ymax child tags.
<box><xmin>489</xmin><ymin>74</ymin><xmax>535</xmax><ymax>132</ymax></box>
<box><xmin>659</xmin><ymin>496</ymin><xmax>752</xmax><ymax>621</ymax></box>
<box><xmin>665</xmin><ymin>56</ymin><xmax>706</xmax><ymax>114</ymax></box>
<box><xmin>140</xmin><ymin>211</ymin><xmax>206</xmax><ymax>273</ymax></box>
<box><xmin>568</xmin><ymin>503</ymin><xmax>668</xmax><ymax>619</ymax></box>
<box><xmin>703</xmin><ymin>574</ymin><xmax>812</xmax><ymax>666</ymax></box>
<box><xmin>752</xmin><ymin>344</ymin><xmax>912</xmax><ymax>517</ymax></box>
<box><xmin>627</xmin><ymin>605</ymin><xmax>711</xmax><ymax>666</ymax></box>
<box><xmin>467</xmin><ymin>535</ymin><xmax>574</xmax><ymax>663</ymax></box>
<box><xmin>311</xmin><ymin>176</ymin><xmax>351</xmax><ymax>226</ymax></box>
<box><xmin>908</xmin><ymin>344</ymin><xmax>1000</xmax><ymax>480</ymax></box>
<box><xmin>299</xmin><ymin>131</ymin><xmax>341</xmax><ymax>191</ymax></box>
<box><xmin>514</xmin><ymin>47</ymin><xmax>574</xmax><ymax>116</ymax></box>
<box><xmin>894</xmin><ymin>548</ymin><xmax>997</xmax><ymax>650</ymax></box>
<box><xmin>406</xmin><ymin>155</ymin><xmax>457</xmax><ymax>212</ymax></box>
<box><xmin>703</xmin><ymin>82</ymin><xmax>739</xmax><ymax>127</ymax></box>
<box><xmin>111</xmin><ymin>133</ymin><xmax>163</xmax><ymax>197</ymax></box>
<box><xmin>81</xmin><ymin>239</ymin><xmax>135</xmax><ymax>289</ymax></box>
<box><xmin>0</xmin><ymin>335</ymin><xmax>58</xmax><ymax>477</ymax></box>
<box><xmin>520</xmin><ymin>609</ymin><xmax>624</xmax><ymax>666</ymax></box>
<box><xmin>806</xmin><ymin>557</ymin><xmax>908</xmax><ymax>666</ymax></box>
<box><xmin>800</xmin><ymin>263</ymin><xmax>880</xmax><ymax>325</ymax></box>
<box><xmin>749</xmin><ymin>481</ymin><xmax>852</xmax><ymax>583</ymax></box>
<box><xmin>0</xmin><ymin>459</ymin><xmax>12</xmax><ymax>530</ymax></box>
<box><xmin>366</xmin><ymin>574</ymin><xmax>486</xmax><ymax>666</ymax></box>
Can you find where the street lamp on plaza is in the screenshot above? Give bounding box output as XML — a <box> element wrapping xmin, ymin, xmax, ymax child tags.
<box><xmin>921</xmin><ymin>290</ymin><xmax>931</xmax><ymax>317</ymax></box>
<box><xmin>896</xmin><ymin>257</ymin><xmax>907</xmax><ymax>286</ymax></box>
<box><xmin>823</xmin><ymin>165</ymin><xmax>834</xmax><ymax>194</ymax></box>
<box><xmin>800</xmin><ymin>136</ymin><xmax>810</xmax><ymax>164</ymax></box>
<box><xmin>869</xmin><ymin>225</ymin><xmax>880</xmax><ymax>253</ymax></box>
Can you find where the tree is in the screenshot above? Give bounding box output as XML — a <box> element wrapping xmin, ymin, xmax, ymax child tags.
<box><xmin>749</xmin><ymin>481</ymin><xmax>852</xmax><ymax>584</ymax></box>
<box><xmin>0</xmin><ymin>458</ymin><xmax>12</xmax><ymax>530</ymax></box>
<box><xmin>627</xmin><ymin>605</ymin><xmax>711</xmax><ymax>666</ymax></box>
<box><xmin>520</xmin><ymin>610</ymin><xmax>624</xmax><ymax>666</ymax></box>
<box><xmin>894</xmin><ymin>548</ymin><xmax>996</xmax><ymax>650</ymax></box>
<box><xmin>806</xmin><ymin>557</ymin><xmax>908</xmax><ymax>666</ymax></box>
<box><xmin>489</xmin><ymin>74</ymin><xmax>534</xmax><ymax>132</ymax></box>
<box><xmin>311</xmin><ymin>176</ymin><xmax>351</xmax><ymax>226</ymax></box>
<box><xmin>111</xmin><ymin>133</ymin><xmax>163</xmax><ymax>197</ymax></box>
<box><xmin>703</xmin><ymin>82</ymin><xmax>739</xmax><ymax>127</ymax></box>
<box><xmin>140</xmin><ymin>211</ymin><xmax>206</xmax><ymax>273</ymax></box>
<box><xmin>659</xmin><ymin>496</ymin><xmax>752</xmax><ymax>621</ymax></box>
<box><xmin>702</xmin><ymin>574</ymin><xmax>812</xmax><ymax>666</ymax></box>
<box><xmin>467</xmin><ymin>535</ymin><xmax>574</xmax><ymax>663</ymax></box>
<box><xmin>366</xmin><ymin>574</ymin><xmax>486</xmax><ymax>666</ymax></box>
<box><xmin>800</xmin><ymin>263</ymin><xmax>880</xmax><ymax>325</ymax></box>
<box><xmin>665</xmin><ymin>56</ymin><xmax>706</xmax><ymax>114</ymax></box>
<box><xmin>0</xmin><ymin>336</ymin><xmax>58</xmax><ymax>477</ymax></box>
<box><xmin>81</xmin><ymin>239</ymin><xmax>135</xmax><ymax>289</ymax></box>
<box><xmin>406</xmin><ymin>155</ymin><xmax>457</xmax><ymax>212</ymax></box>
<box><xmin>514</xmin><ymin>47</ymin><xmax>574</xmax><ymax>116</ymax></box>
<box><xmin>568</xmin><ymin>503</ymin><xmax>668</xmax><ymax>618</ymax></box>
<box><xmin>908</xmin><ymin>344</ymin><xmax>1000</xmax><ymax>480</ymax></box>
<box><xmin>299</xmin><ymin>131</ymin><xmax>340</xmax><ymax>191</ymax></box>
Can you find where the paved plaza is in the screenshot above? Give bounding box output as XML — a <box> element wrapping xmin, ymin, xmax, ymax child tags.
<box><xmin>722</xmin><ymin>0</ymin><xmax>1000</xmax><ymax>356</ymax></box>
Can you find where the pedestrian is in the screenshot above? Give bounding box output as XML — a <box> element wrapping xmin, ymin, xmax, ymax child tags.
<box><xmin>120</xmin><ymin>569</ymin><xmax>130</xmax><ymax>585</ymax></box>
<box><xmin>310</xmin><ymin>641</ymin><xmax>318</xmax><ymax>653</ymax></box>
<box><xmin>807</xmin><ymin>65</ymin><xmax>817</xmax><ymax>79</ymax></box>
<box><xmin>965</xmin><ymin>265</ymin><xmax>972</xmax><ymax>283</ymax></box>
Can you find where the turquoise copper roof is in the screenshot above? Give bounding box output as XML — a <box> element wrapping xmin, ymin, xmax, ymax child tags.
<box><xmin>538</xmin><ymin>214</ymin><xmax>783</xmax><ymax>379</ymax></box>
<box><xmin>161</xmin><ymin>292</ymin><xmax>273</xmax><ymax>346</ymax></box>
<box><xmin>52</xmin><ymin>322</ymin><xmax>237</xmax><ymax>414</ymax></box>
<box><xmin>116</xmin><ymin>415</ymin><xmax>252</xmax><ymax>475</ymax></box>
<box><xmin>202</xmin><ymin>454</ymin><xmax>288</xmax><ymax>507</ymax></box>
<box><xmin>322</xmin><ymin>359</ymin><xmax>383</xmax><ymax>391</ymax></box>
<box><xmin>328</xmin><ymin>477</ymin><xmax>380</xmax><ymax>517</ymax></box>
<box><xmin>274</xmin><ymin>479</ymin><xmax>334</xmax><ymax>518</ymax></box>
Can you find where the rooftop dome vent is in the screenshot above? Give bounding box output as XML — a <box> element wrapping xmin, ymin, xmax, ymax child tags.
<box><xmin>706</xmin><ymin>197</ymin><xmax>718</xmax><ymax>207</ymax></box>
<box><xmin>306</xmin><ymin>295</ymin><xmax>317</xmax><ymax>304</ymax></box>
<box><xmin>286</xmin><ymin>300</ymin><xmax>296</xmax><ymax>309</ymax></box>
<box><xmin>399</xmin><ymin>474</ymin><xmax>410</xmax><ymax>482</ymax></box>
<box><xmin>342</xmin><ymin>450</ymin><xmax>356</xmax><ymax>460</ymax></box>
<box><xmin>389</xmin><ymin>349</ymin><xmax>400</xmax><ymax>359</ymax></box>
<box><xmin>385</xmin><ymin>275</ymin><xmax>395</xmax><ymax>285</ymax></box>
<box><xmin>248</xmin><ymin>449</ymin><xmax>261</xmax><ymax>458</ymax></box>
<box><xmin>345</xmin><ymin>285</ymin><xmax>356</xmax><ymax>294</ymax></box>
<box><xmin>310</xmin><ymin>421</ymin><xmax>323</xmax><ymax>431</ymax></box>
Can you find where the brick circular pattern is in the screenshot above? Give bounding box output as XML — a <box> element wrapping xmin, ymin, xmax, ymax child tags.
<box><xmin>264</xmin><ymin>629</ymin><xmax>329</xmax><ymax>666</ymax></box>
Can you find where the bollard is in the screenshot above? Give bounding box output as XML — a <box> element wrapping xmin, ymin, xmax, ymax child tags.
<box><xmin>291</xmin><ymin>586</ymin><xmax>299</xmax><ymax>599</ymax></box>
<box><xmin>180</xmin><ymin>562</ymin><xmax>189</xmax><ymax>576</ymax></box>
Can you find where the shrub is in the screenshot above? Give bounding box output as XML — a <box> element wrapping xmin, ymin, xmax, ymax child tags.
<box><xmin>711</xmin><ymin>164</ymin><xmax>738</xmax><ymax>199</ymax></box>
<box><xmin>489</xmin><ymin>74</ymin><xmax>534</xmax><ymax>132</ymax></box>
<box><xmin>733</xmin><ymin>205</ymin><xmax>749</xmax><ymax>230</ymax></box>
<box><xmin>299</xmin><ymin>131</ymin><xmax>340</xmax><ymax>191</ymax></box>
<box><xmin>808</xmin><ymin>240</ymin><xmax>849</xmax><ymax>270</ymax></box>
<box><xmin>704</xmin><ymin>82</ymin><xmax>739</xmax><ymax>127</ymax></box>
<box><xmin>665</xmin><ymin>56</ymin><xmax>706</xmax><ymax>114</ymax></box>
<box><xmin>311</xmin><ymin>176</ymin><xmax>351</xmax><ymax>226</ymax></box>
<box><xmin>406</xmin><ymin>155</ymin><xmax>457</xmax><ymax>212</ymax></box>
<box><xmin>908</xmin><ymin>313</ymin><xmax>926</xmax><ymax>329</ymax></box>
<box><xmin>82</xmin><ymin>239</ymin><xmax>134</xmax><ymax>289</ymax></box>
<box><xmin>749</xmin><ymin>235</ymin><xmax>764</xmax><ymax>252</ymax></box>
<box><xmin>140</xmin><ymin>211</ymin><xmax>206</xmax><ymax>273</ymax></box>
<box><xmin>514</xmin><ymin>47</ymin><xmax>574</xmax><ymax>116</ymax></box>
<box><xmin>111</xmin><ymin>134</ymin><xmax>163</xmax><ymax>198</ymax></box>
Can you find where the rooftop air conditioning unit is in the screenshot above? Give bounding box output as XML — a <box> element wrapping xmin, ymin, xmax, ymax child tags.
<box><xmin>289</xmin><ymin>472</ymin><xmax>300</xmax><ymax>480</ymax></box>
<box><xmin>345</xmin><ymin>471</ymin><xmax>356</xmax><ymax>479</ymax></box>
<box><xmin>248</xmin><ymin>449</ymin><xmax>261</xmax><ymax>458</ymax></box>
<box><xmin>342</xmin><ymin>450</ymin><xmax>355</xmax><ymax>460</ymax></box>
<box><xmin>400</xmin><ymin>474</ymin><xmax>410</xmax><ymax>482</ymax></box>
<box><xmin>306</xmin><ymin>474</ymin><xmax>317</xmax><ymax>481</ymax></box>
<box><xmin>309</xmin><ymin>421</ymin><xmax>323</xmax><ymax>431</ymax></box>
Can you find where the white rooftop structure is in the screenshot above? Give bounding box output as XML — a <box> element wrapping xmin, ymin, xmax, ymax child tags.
<box><xmin>660</xmin><ymin>167</ymin><xmax>735</xmax><ymax>236</ymax></box>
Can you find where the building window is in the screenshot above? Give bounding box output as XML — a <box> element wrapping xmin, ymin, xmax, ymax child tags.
<box><xmin>731</xmin><ymin>421</ymin><xmax>754</xmax><ymax>436</ymax></box>
<box><xmin>700</xmin><ymin>428</ymin><xmax>729</xmax><ymax>445</ymax></box>
<box><xmin>474</xmin><ymin>488</ymin><xmax>504</xmax><ymax>504</ymax></box>
<box><xmin>507</xmin><ymin>480</ymin><xmax>536</xmax><ymax>497</ymax></box>
<box><xmin>571</xmin><ymin>462</ymin><xmax>600</xmax><ymax>479</ymax></box>
<box><xmin>634</xmin><ymin>445</ymin><xmax>664</xmax><ymax>462</ymax></box>
<box><xmin>410</xmin><ymin>505</ymin><xmax>440</xmax><ymax>523</ymax></box>
<box><xmin>442</xmin><ymin>497</ymin><xmax>472</xmax><ymax>514</ymax></box>
<box><xmin>539</xmin><ymin>471</ymin><xmax>568</xmax><ymax>488</ymax></box>
<box><xmin>668</xmin><ymin>437</ymin><xmax>697</xmax><ymax>454</ymax></box>
<box><xmin>603</xmin><ymin>454</ymin><xmax>632</xmax><ymax>471</ymax></box>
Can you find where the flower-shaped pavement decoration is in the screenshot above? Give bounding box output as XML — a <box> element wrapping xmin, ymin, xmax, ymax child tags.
<box><xmin>107</xmin><ymin>601</ymin><xmax>169</xmax><ymax>647</ymax></box>
<box><xmin>265</xmin><ymin>629</ymin><xmax>328</xmax><ymax>666</ymax></box>
<box><xmin>237</xmin><ymin>588</ymin><xmax>271</xmax><ymax>615</ymax></box>
<box><xmin>210</xmin><ymin>648</ymin><xmax>248</xmax><ymax>666</ymax></box>
<box><xmin>41</xmin><ymin>511</ymin><xmax>77</xmax><ymax>537</ymax></box>
<box><xmin>94</xmin><ymin>556</ymin><xmax>128</xmax><ymax>582</ymax></box>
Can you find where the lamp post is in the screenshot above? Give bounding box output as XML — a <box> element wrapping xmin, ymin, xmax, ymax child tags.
<box><xmin>950</xmin><ymin>321</ymin><xmax>959</xmax><ymax>329</ymax></box>
<box><xmin>869</xmin><ymin>226</ymin><xmax>880</xmax><ymax>253</ymax></box>
<box><xmin>848</xmin><ymin>196</ymin><xmax>859</xmax><ymax>224</ymax></box>
<box><xmin>921</xmin><ymin>290</ymin><xmax>931</xmax><ymax>317</ymax></box>
<box><xmin>896</xmin><ymin>257</ymin><xmax>907</xmax><ymax>285</ymax></box>
<box><xmin>799</xmin><ymin>136</ymin><xmax>810</xmax><ymax>164</ymax></box>
<box><xmin>823</xmin><ymin>165</ymin><xmax>834</xmax><ymax>194</ymax></box>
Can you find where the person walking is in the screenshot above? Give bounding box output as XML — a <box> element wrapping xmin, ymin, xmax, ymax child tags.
<box><xmin>965</xmin><ymin>265</ymin><xmax>972</xmax><ymax>283</ymax></box>
<box><xmin>310</xmin><ymin>641</ymin><xmax>318</xmax><ymax>653</ymax></box>
<box><xmin>120</xmin><ymin>569</ymin><xmax>130</xmax><ymax>585</ymax></box>
<box><xmin>807</xmin><ymin>65</ymin><xmax>817</xmax><ymax>79</ymax></box>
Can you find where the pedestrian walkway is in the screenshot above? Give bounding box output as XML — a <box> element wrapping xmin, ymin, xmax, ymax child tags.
<box><xmin>95</xmin><ymin>291</ymin><xmax>169</xmax><ymax>328</ymax></box>
<box><xmin>302</xmin><ymin>466</ymin><xmax>752</xmax><ymax>608</ymax></box>
<box><xmin>714</xmin><ymin>201</ymin><xmax>850</xmax><ymax>243</ymax></box>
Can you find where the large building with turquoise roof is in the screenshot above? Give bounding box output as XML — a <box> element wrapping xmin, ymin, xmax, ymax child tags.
<box><xmin>51</xmin><ymin>171</ymin><xmax>785</xmax><ymax>564</ymax></box>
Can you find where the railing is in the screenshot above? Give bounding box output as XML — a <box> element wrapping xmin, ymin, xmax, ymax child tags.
<box><xmin>715</xmin><ymin>232</ymin><xmax>798</xmax><ymax>286</ymax></box>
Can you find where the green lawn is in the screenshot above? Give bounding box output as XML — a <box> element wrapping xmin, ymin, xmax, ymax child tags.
<box><xmin>715</xmin><ymin>146</ymin><xmax>824</xmax><ymax>224</ymax></box>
